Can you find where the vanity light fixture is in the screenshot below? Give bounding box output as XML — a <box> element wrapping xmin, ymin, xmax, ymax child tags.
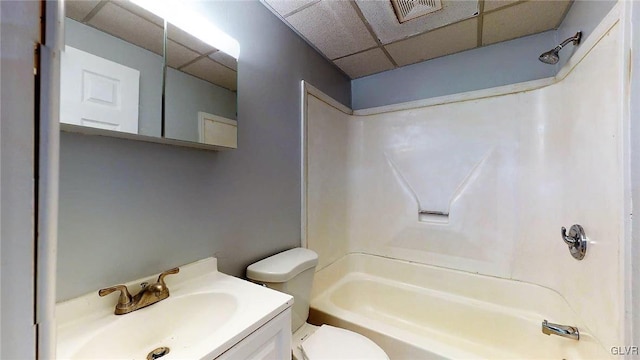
<box><xmin>129</xmin><ymin>0</ymin><xmax>240</xmax><ymax>59</ymax></box>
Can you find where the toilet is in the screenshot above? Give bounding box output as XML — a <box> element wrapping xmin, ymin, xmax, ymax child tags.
<box><xmin>247</xmin><ymin>248</ymin><xmax>389</xmax><ymax>360</ymax></box>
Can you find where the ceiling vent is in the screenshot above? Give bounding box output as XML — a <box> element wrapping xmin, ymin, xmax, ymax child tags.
<box><xmin>391</xmin><ymin>0</ymin><xmax>443</xmax><ymax>23</ymax></box>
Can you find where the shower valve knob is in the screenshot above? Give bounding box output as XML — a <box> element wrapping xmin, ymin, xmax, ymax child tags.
<box><xmin>560</xmin><ymin>224</ymin><xmax>587</xmax><ymax>260</ymax></box>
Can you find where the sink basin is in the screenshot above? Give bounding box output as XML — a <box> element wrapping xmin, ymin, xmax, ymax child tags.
<box><xmin>56</xmin><ymin>257</ymin><xmax>293</xmax><ymax>360</ymax></box>
<box><xmin>72</xmin><ymin>293</ymin><xmax>237</xmax><ymax>359</ymax></box>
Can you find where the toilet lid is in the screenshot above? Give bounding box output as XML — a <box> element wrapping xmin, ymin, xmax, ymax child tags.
<box><xmin>300</xmin><ymin>325</ymin><xmax>389</xmax><ymax>360</ymax></box>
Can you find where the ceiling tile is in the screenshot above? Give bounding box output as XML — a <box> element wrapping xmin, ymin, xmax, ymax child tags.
<box><xmin>168</xmin><ymin>24</ymin><xmax>216</xmax><ymax>55</ymax></box>
<box><xmin>88</xmin><ymin>2</ymin><xmax>164</xmax><ymax>55</ymax></box>
<box><xmin>286</xmin><ymin>1</ymin><xmax>377</xmax><ymax>60</ymax></box>
<box><xmin>385</xmin><ymin>18</ymin><xmax>478</xmax><ymax>67</ymax></box>
<box><xmin>181</xmin><ymin>57</ymin><xmax>238</xmax><ymax>91</ymax></box>
<box><xmin>111</xmin><ymin>0</ymin><xmax>163</xmax><ymax>26</ymax></box>
<box><xmin>209</xmin><ymin>51</ymin><xmax>238</xmax><ymax>71</ymax></box>
<box><xmin>482</xmin><ymin>0</ymin><xmax>571</xmax><ymax>46</ymax></box>
<box><xmin>263</xmin><ymin>0</ymin><xmax>318</xmax><ymax>17</ymax></box>
<box><xmin>483</xmin><ymin>0</ymin><xmax>521</xmax><ymax>13</ymax></box>
<box><xmin>167</xmin><ymin>40</ymin><xmax>200</xmax><ymax>69</ymax></box>
<box><xmin>334</xmin><ymin>48</ymin><xmax>394</xmax><ymax>79</ymax></box>
<box><xmin>65</xmin><ymin>1</ymin><xmax>101</xmax><ymax>22</ymax></box>
<box><xmin>355</xmin><ymin>0</ymin><xmax>479</xmax><ymax>44</ymax></box>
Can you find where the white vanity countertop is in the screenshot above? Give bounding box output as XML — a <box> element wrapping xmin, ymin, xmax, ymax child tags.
<box><xmin>56</xmin><ymin>257</ymin><xmax>293</xmax><ymax>360</ymax></box>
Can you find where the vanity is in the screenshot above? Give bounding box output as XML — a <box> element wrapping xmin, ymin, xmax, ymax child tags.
<box><xmin>56</xmin><ymin>258</ymin><xmax>293</xmax><ymax>359</ymax></box>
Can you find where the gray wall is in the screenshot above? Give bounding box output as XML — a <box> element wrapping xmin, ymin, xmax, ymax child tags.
<box><xmin>1</xmin><ymin>1</ymin><xmax>39</xmax><ymax>358</ymax></box>
<box><xmin>165</xmin><ymin>69</ymin><xmax>237</xmax><ymax>143</ymax></box>
<box><xmin>57</xmin><ymin>1</ymin><xmax>350</xmax><ymax>300</ymax></box>
<box><xmin>351</xmin><ymin>0</ymin><xmax>617</xmax><ymax>110</ymax></box>
<box><xmin>352</xmin><ymin>31</ymin><xmax>556</xmax><ymax>109</ymax></box>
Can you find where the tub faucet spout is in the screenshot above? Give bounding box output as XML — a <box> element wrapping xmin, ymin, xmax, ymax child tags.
<box><xmin>541</xmin><ymin>320</ymin><xmax>579</xmax><ymax>340</ymax></box>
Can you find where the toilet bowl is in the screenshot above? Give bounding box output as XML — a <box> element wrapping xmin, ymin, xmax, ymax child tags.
<box><xmin>247</xmin><ymin>248</ymin><xmax>389</xmax><ymax>360</ymax></box>
<box><xmin>292</xmin><ymin>322</ymin><xmax>388</xmax><ymax>360</ymax></box>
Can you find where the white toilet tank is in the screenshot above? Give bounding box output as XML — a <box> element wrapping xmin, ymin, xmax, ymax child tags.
<box><xmin>246</xmin><ymin>248</ymin><xmax>318</xmax><ymax>332</ymax></box>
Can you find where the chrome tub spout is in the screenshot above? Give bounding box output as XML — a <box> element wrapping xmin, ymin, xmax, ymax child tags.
<box><xmin>542</xmin><ymin>320</ymin><xmax>579</xmax><ymax>340</ymax></box>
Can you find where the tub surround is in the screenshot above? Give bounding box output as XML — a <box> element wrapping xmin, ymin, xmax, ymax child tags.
<box><xmin>303</xmin><ymin>3</ymin><xmax>627</xmax><ymax>355</ymax></box>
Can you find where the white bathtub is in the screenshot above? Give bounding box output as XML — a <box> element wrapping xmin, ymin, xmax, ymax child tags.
<box><xmin>308</xmin><ymin>253</ymin><xmax>611</xmax><ymax>359</ymax></box>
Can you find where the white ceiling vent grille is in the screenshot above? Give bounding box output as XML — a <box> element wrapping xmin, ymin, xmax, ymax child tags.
<box><xmin>391</xmin><ymin>0</ymin><xmax>443</xmax><ymax>23</ymax></box>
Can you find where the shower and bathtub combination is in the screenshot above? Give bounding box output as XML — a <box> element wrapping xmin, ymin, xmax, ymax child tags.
<box><xmin>300</xmin><ymin>3</ymin><xmax>631</xmax><ymax>359</ymax></box>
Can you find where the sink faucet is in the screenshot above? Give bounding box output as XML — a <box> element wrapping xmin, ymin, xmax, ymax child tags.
<box><xmin>541</xmin><ymin>320</ymin><xmax>579</xmax><ymax>340</ymax></box>
<box><xmin>99</xmin><ymin>268</ymin><xmax>179</xmax><ymax>315</ymax></box>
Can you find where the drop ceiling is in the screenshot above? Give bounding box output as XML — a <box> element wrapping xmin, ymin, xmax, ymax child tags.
<box><xmin>65</xmin><ymin>0</ymin><xmax>237</xmax><ymax>91</ymax></box>
<box><xmin>262</xmin><ymin>0</ymin><xmax>573</xmax><ymax>79</ymax></box>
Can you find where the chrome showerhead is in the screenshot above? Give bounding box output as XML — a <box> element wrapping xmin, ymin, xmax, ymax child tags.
<box><xmin>538</xmin><ymin>31</ymin><xmax>582</xmax><ymax>65</ymax></box>
<box><xmin>538</xmin><ymin>46</ymin><xmax>561</xmax><ymax>64</ymax></box>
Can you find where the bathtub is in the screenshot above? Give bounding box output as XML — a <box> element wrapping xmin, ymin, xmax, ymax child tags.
<box><xmin>308</xmin><ymin>253</ymin><xmax>611</xmax><ymax>359</ymax></box>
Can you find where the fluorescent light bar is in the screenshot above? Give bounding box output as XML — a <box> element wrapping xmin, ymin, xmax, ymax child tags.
<box><xmin>130</xmin><ymin>0</ymin><xmax>240</xmax><ymax>59</ymax></box>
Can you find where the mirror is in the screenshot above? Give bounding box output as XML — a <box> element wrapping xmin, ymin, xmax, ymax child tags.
<box><xmin>61</xmin><ymin>0</ymin><xmax>238</xmax><ymax>149</ymax></box>
<box><xmin>165</xmin><ymin>22</ymin><xmax>238</xmax><ymax>146</ymax></box>
<box><xmin>62</xmin><ymin>1</ymin><xmax>164</xmax><ymax>137</ymax></box>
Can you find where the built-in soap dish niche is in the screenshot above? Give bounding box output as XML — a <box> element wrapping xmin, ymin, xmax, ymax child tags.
<box><xmin>418</xmin><ymin>210</ymin><xmax>449</xmax><ymax>223</ymax></box>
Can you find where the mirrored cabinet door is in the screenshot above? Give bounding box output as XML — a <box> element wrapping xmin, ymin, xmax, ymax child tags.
<box><xmin>61</xmin><ymin>0</ymin><xmax>239</xmax><ymax>150</ymax></box>
<box><xmin>165</xmin><ymin>22</ymin><xmax>238</xmax><ymax>147</ymax></box>
<box><xmin>63</xmin><ymin>0</ymin><xmax>164</xmax><ymax>137</ymax></box>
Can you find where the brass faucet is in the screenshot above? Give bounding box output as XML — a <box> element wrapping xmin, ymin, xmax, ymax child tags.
<box><xmin>98</xmin><ymin>268</ymin><xmax>179</xmax><ymax>315</ymax></box>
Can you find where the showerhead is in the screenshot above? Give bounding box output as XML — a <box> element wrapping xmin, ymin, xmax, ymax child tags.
<box><xmin>538</xmin><ymin>31</ymin><xmax>582</xmax><ymax>65</ymax></box>
<box><xmin>538</xmin><ymin>47</ymin><xmax>561</xmax><ymax>65</ymax></box>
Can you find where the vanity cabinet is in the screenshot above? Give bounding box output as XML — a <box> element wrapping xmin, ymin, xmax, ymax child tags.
<box><xmin>216</xmin><ymin>309</ymin><xmax>291</xmax><ymax>360</ymax></box>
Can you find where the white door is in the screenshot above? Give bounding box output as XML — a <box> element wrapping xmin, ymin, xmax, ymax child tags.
<box><xmin>198</xmin><ymin>112</ymin><xmax>237</xmax><ymax>148</ymax></box>
<box><xmin>60</xmin><ymin>46</ymin><xmax>140</xmax><ymax>133</ymax></box>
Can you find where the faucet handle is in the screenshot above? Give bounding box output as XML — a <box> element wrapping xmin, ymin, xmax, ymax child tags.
<box><xmin>560</xmin><ymin>224</ymin><xmax>588</xmax><ymax>260</ymax></box>
<box><xmin>561</xmin><ymin>226</ymin><xmax>576</xmax><ymax>245</ymax></box>
<box><xmin>98</xmin><ymin>284</ymin><xmax>132</xmax><ymax>306</ymax></box>
<box><xmin>157</xmin><ymin>267</ymin><xmax>179</xmax><ymax>286</ymax></box>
